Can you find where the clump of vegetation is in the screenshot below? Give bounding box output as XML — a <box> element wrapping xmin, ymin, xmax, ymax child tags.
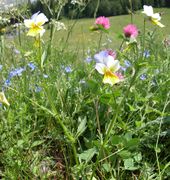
<box><xmin>0</xmin><ymin>1</ymin><xmax>170</xmax><ymax>179</ymax></box>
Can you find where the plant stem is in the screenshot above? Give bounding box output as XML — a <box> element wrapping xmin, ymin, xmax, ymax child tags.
<box><xmin>90</xmin><ymin>68</ymin><xmax>139</xmax><ymax>180</ymax></box>
<box><xmin>142</xmin><ymin>19</ymin><xmax>146</xmax><ymax>56</ymax></box>
<box><xmin>94</xmin><ymin>98</ymin><xmax>101</xmax><ymax>134</ymax></box>
<box><xmin>155</xmin><ymin>96</ymin><xmax>169</xmax><ymax>180</ymax></box>
<box><xmin>98</xmin><ymin>31</ymin><xmax>103</xmax><ymax>50</ymax></box>
<box><xmin>129</xmin><ymin>0</ymin><xmax>133</xmax><ymax>24</ymax></box>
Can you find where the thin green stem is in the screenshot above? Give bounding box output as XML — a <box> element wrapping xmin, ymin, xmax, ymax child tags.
<box><xmin>129</xmin><ymin>0</ymin><xmax>133</xmax><ymax>24</ymax></box>
<box><xmin>98</xmin><ymin>31</ymin><xmax>103</xmax><ymax>50</ymax></box>
<box><xmin>142</xmin><ymin>19</ymin><xmax>146</xmax><ymax>56</ymax></box>
<box><xmin>18</xmin><ymin>24</ymin><xmax>21</xmax><ymax>46</ymax></box>
<box><xmin>94</xmin><ymin>98</ymin><xmax>101</xmax><ymax>134</ymax></box>
<box><xmin>155</xmin><ymin>97</ymin><xmax>169</xmax><ymax>180</ymax></box>
<box><xmin>38</xmin><ymin>35</ymin><xmax>41</xmax><ymax>64</ymax></box>
<box><xmin>119</xmin><ymin>39</ymin><xmax>125</xmax><ymax>51</ymax></box>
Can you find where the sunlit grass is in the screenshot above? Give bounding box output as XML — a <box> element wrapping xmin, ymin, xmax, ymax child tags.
<box><xmin>44</xmin><ymin>8</ymin><xmax>170</xmax><ymax>49</ymax></box>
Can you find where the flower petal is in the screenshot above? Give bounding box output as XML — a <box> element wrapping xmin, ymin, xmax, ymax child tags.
<box><xmin>95</xmin><ymin>63</ymin><xmax>106</xmax><ymax>75</ymax></box>
<box><xmin>27</xmin><ymin>26</ymin><xmax>44</xmax><ymax>37</ymax></box>
<box><xmin>35</xmin><ymin>13</ymin><xmax>48</xmax><ymax>26</ymax></box>
<box><xmin>152</xmin><ymin>13</ymin><xmax>161</xmax><ymax>21</ymax></box>
<box><xmin>142</xmin><ymin>5</ymin><xmax>153</xmax><ymax>16</ymax></box>
<box><xmin>103</xmin><ymin>71</ymin><xmax>120</xmax><ymax>86</ymax></box>
<box><xmin>24</xmin><ymin>19</ymin><xmax>34</xmax><ymax>28</ymax></box>
<box><xmin>94</xmin><ymin>50</ymin><xmax>108</xmax><ymax>63</ymax></box>
<box><xmin>0</xmin><ymin>92</ymin><xmax>10</xmax><ymax>106</ymax></box>
<box><xmin>106</xmin><ymin>59</ymin><xmax>120</xmax><ymax>72</ymax></box>
<box><xmin>151</xmin><ymin>19</ymin><xmax>165</xmax><ymax>27</ymax></box>
<box><xmin>31</xmin><ymin>11</ymin><xmax>40</xmax><ymax>21</ymax></box>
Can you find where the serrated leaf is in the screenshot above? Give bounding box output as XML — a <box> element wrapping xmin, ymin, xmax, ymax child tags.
<box><xmin>78</xmin><ymin>147</ymin><xmax>97</xmax><ymax>163</ymax></box>
<box><xmin>124</xmin><ymin>158</ymin><xmax>138</xmax><ymax>170</ymax></box>
<box><xmin>76</xmin><ymin>117</ymin><xmax>87</xmax><ymax>137</ymax></box>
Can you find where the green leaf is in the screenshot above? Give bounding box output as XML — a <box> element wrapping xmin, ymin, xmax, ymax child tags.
<box><xmin>126</xmin><ymin>103</ymin><xmax>136</xmax><ymax>111</ymax></box>
<box><xmin>31</xmin><ymin>140</ymin><xmax>45</xmax><ymax>148</ymax></box>
<box><xmin>134</xmin><ymin>152</ymin><xmax>142</xmax><ymax>163</ymax></box>
<box><xmin>41</xmin><ymin>50</ymin><xmax>47</xmax><ymax>69</ymax></box>
<box><xmin>100</xmin><ymin>94</ymin><xmax>112</xmax><ymax>105</ymax></box>
<box><xmin>124</xmin><ymin>158</ymin><xmax>138</xmax><ymax>170</ymax></box>
<box><xmin>118</xmin><ymin>150</ymin><xmax>131</xmax><ymax>159</ymax></box>
<box><xmin>76</xmin><ymin>117</ymin><xmax>87</xmax><ymax>137</ymax></box>
<box><xmin>17</xmin><ymin>140</ymin><xmax>24</xmax><ymax>147</ymax></box>
<box><xmin>111</xmin><ymin>135</ymin><xmax>124</xmax><ymax>145</ymax></box>
<box><xmin>87</xmin><ymin>80</ymin><xmax>99</xmax><ymax>93</ymax></box>
<box><xmin>102</xmin><ymin>163</ymin><xmax>111</xmax><ymax>172</ymax></box>
<box><xmin>78</xmin><ymin>147</ymin><xmax>97</xmax><ymax>163</ymax></box>
<box><xmin>125</xmin><ymin>138</ymin><xmax>140</xmax><ymax>148</ymax></box>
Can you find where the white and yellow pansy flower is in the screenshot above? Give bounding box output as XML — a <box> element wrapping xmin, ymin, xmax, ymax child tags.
<box><xmin>0</xmin><ymin>92</ymin><xmax>10</xmax><ymax>106</ymax></box>
<box><xmin>95</xmin><ymin>53</ymin><xmax>122</xmax><ymax>86</ymax></box>
<box><xmin>24</xmin><ymin>11</ymin><xmax>48</xmax><ymax>37</ymax></box>
<box><xmin>142</xmin><ymin>5</ymin><xmax>165</xmax><ymax>28</ymax></box>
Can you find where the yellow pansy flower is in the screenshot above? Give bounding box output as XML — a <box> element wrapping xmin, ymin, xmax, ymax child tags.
<box><xmin>95</xmin><ymin>51</ymin><xmax>122</xmax><ymax>86</ymax></box>
<box><xmin>24</xmin><ymin>11</ymin><xmax>48</xmax><ymax>37</ymax></box>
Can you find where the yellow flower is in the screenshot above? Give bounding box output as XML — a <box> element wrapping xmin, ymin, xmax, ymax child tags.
<box><xmin>142</xmin><ymin>5</ymin><xmax>165</xmax><ymax>28</ymax></box>
<box><xmin>95</xmin><ymin>55</ymin><xmax>122</xmax><ymax>86</ymax></box>
<box><xmin>24</xmin><ymin>12</ymin><xmax>48</xmax><ymax>37</ymax></box>
<box><xmin>0</xmin><ymin>92</ymin><xmax>10</xmax><ymax>106</ymax></box>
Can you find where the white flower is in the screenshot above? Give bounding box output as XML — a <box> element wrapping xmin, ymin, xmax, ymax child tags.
<box><xmin>24</xmin><ymin>11</ymin><xmax>48</xmax><ymax>37</ymax></box>
<box><xmin>142</xmin><ymin>5</ymin><xmax>165</xmax><ymax>28</ymax></box>
<box><xmin>51</xmin><ymin>20</ymin><xmax>67</xmax><ymax>31</ymax></box>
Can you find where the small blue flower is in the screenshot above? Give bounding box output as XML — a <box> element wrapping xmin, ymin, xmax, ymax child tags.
<box><xmin>85</xmin><ymin>57</ymin><xmax>92</xmax><ymax>63</ymax></box>
<box><xmin>9</xmin><ymin>67</ymin><xmax>25</xmax><ymax>78</ymax></box>
<box><xmin>28</xmin><ymin>63</ymin><xmax>36</xmax><ymax>71</ymax></box>
<box><xmin>35</xmin><ymin>86</ymin><xmax>42</xmax><ymax>93</ymax></box>
<box><xmin>124</xmin><ymin>60</ymin><xmax>131</xmax><ymax>68</ymax></box>
<box><xmin>121</xmin><ymin>60</ymin><xmax>131</xmax><ymax>72</ymax></box>
<box><xmin>94</xmin><ymin>50</ymin><xmax>108</xmax><ymax>63</ymax></box>
<box><xmin>0</xmin><ymin>103</ymin><xmax>2</xmax><ymax>108</ymax></box>
<box><xmin>65</xmin><ymin>66</ymin><xmax>72</xmax><ymax>73</ymax></box>
<box><xmin>143</xmin><ymin>50</ymin><xmax>150</xmax><ymax>58</ymax></box>
<box><xmin>0</xmin><ymin>65</ymin><xmax>3</xmax><ymax>71</ymax></box>
<box><xmin>120</xmin><ymin>66</ymin><xmax>126</xmax><ymax>72</ymax></box>
<box><xmin>140</xmin><ymin>74</ymin><xmax>147</xmax><ymax>80</ymax></box>
<box><xmin>4</xmin><ymin>79</ymin><xmax>11</xmax><ymax>86</ymax></box>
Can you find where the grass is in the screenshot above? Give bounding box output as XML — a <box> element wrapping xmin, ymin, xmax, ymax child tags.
<box><xmin>43</xmin><ymin>8</ymin><xmax>170</xmax><ymax>49</ymax></box>
<box><xmin>9</xmin><ymin>8</ymin><xmax>170</xmax><ymax>54</ymax></box>
<box><xmin>0</xmin><ymin>7</ymin><xmax>170</xmax><ymax>179</ymax></box>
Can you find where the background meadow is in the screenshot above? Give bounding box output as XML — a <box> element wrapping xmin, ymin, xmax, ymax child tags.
<box><xmin>0</xmin><ymin>0</ymin><xmax>170</xmax><ymax>179</ymax></box>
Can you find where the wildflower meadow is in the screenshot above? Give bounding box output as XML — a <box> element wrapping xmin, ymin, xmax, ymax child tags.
<box><xmin>0</xmin><ymin>1</ymin><xmax>170</xmax><ymax>179</ymax></box>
